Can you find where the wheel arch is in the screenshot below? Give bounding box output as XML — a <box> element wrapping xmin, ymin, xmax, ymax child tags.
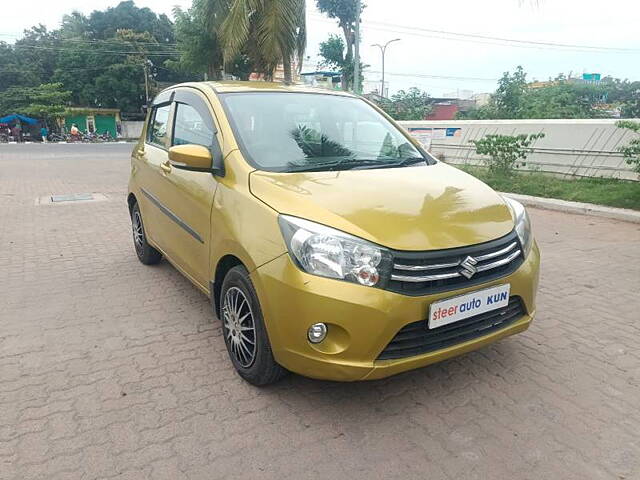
<box><xmin>127</xmin><ymin>192</ymin><xmax>137</xmax><ymax>214</ymax></box>
<box><xmin>212</xmin><ymin>254</ymin><xmax>246</xmax><ymax>318</ymax></box>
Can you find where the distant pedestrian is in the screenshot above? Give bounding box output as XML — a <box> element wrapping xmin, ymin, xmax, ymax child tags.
<box><xmin>70</xmin><ymin>123</ymin><xmax>80</xmax><ymax>142</ymax></box>
<box><xmin>40</xmin><ymin>126</ymin><xmax>49</xmax><ymax>143</ymax></box>
<box><xmin>11</xmin><ymin>125</ymin><xmax>22</xmax><ymax>143</ymax></box>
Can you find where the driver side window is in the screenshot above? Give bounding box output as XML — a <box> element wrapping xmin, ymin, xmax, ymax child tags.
<box><xmin>148</xmin><ymin>104</ymin><xmax>171</xmax><ymax>149</ymax></box>
<box><xmin>173</xmin><ymin>103</ymin><xmax>215</xmax><ymax>148</ymax></box>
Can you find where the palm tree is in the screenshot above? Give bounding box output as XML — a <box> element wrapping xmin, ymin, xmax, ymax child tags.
<box><xmin>220</xmin><ymin>0</ymin><xmax>306</xmax><ymax>84</ymax></box>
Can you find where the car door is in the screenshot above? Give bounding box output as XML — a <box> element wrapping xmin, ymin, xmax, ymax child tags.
<box><xmin>136</xmin><ymin>94</ymin><xmax>175</xmax><ymax>250</ymax></box>
<box><xmin>145</xmin><ymin>88</ymin><xmax>222</xmax><ymax>291</ymax></box>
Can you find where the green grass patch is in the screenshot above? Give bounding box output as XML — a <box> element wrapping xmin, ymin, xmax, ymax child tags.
<box><xmin>458</xmin><ymin>165</ymin><xmax>640</xmax><ymax>211</ymax></box>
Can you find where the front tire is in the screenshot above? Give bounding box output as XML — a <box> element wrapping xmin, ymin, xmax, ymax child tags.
<box><xmin>220</xmin><ymin>266</ymin><xmax>287</xmax><ymax>386</ymax></box>
<box><xmin>130</xmin><ymin>201</ymin><xmax>162</xmax><ymax>265</ymax></box>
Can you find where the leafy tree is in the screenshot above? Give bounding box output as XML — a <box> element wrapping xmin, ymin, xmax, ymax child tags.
<box><xmin>10</xmin><ymin>25</ymin><xmax>61</xmax><ymax>88</ymax></box>
<box><xmin>60</xmin><ymin>12</ymin><xmax>90</xmax><ymax>39</ymax></box>
<box><xmin>0</xmin><ymin>2</ymin><xmax>195</xmax><ymax>114</ymax></box>
<box><xmin>460</xmin><ymin>67</ymin><xmax>613</xmax><ymax>120</ymax></box>
<box><xmin>0</xmin><ymin>83</ymin><xmax>71</xmax><ymax>123</ymax></box>
<box><xmin>454</xmin><ymin>65</ymin><xmax>527</xmax><ymax>118</ymax></box>
<box><xmin>21</xmin><ymin>83</ymin><xmax>72</xmax><ymax>120</ymax></box>
<box><xmin>169</xmin><ymin>4</ymin><xmax>223</xmax><ymax>80</ymax></box>
<box><xmin>602</xmin><ymin>78</ymin><xmax>640</xmax><ymax>118</ymax></box>
<box><xmin>0</xmin><ymin>41</ymin><xmax>37</xmax><ymax>89</ymax></box>
<box><xmin>93</xmin><ymin>65</ymin><xmax>146</xmax><ymax>112</ymax></box>
<box><xmin>51</xmin><ymin>31</ymin><xmax>155</xmax><ymax>112</ymax></box>
<box><xmin>621</xmin><ymin>94</ymin><xmax>640</xmax><ymax>118</ymax></box>
<box><xmin>522</xmin><ymin>82</ymin><xmax>606</xmax><ymax>119</ymax></box>
<box><xmin>456</xmin><ymin>104</ymin><xmax>499</xmax><ymax>120</ymax></box>
<box><xmin>168</xmin><ymin>1</ymin><xmax>252</xmax><ymax>81</ymax></box>
<box><xmin>220</xmin><ymin>0</ymin><xmax>306</xmax><ymax>84</ymax></box>
<box><xmin>471</xmin><ymin>133</ymin><xmax>545</xmax><ymax>174</ymax></box>
<box><xmin>317</xmin><ymin>34</ymin><xmax>364</xmax><ymax>90</ymax></box>
<box><xmin>318</xmin><ymin>34</ymin><xmax>345</xmax><ymax>71</ymax></box>
<box><xmin>494</xmin><ymin>66</ymin><xmax>527</xmax><ymax>118</ymax></box>
<box><xmin>82</xmin><ymin>1</ymin><xmax>183</xmax><ymax>86</ymax></box>
<box><xmin>87</xmin><ymin>1</ymin><xmax>175</xmax><ymax>43</ymax></box>
<box><xmin>378</xmin><ymin>87</ymin><xmax>432</xmax><ymax>120</ymax></box>
<box><xmin>51</xmin><ymin>3</ymin><xmax>195</xmax><ymax>113</ymax></box>
<box><xmin>225</xmin><ymin>54</ymin><xmax>254</xmax><ymax>80</ymax></box>
<box><xmin>616</xmin><ymin>121</ymin><xmax>640</xmax><ymax>174</ymax></box>
<box><xmin>315</xmin><ymin>0</ymin><xmax>364</xmax><ymax>90</ymax></box>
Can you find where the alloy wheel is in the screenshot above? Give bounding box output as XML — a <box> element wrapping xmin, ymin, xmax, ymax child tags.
<box><xmin>222</xmin><ymin>286</ymin><xmax>257</xmax><ymax>368</ymax></box>
<box><xmin>132</xmin><ymin>211</ymin><xmax>144</xmax><ymax>255</ymax></box>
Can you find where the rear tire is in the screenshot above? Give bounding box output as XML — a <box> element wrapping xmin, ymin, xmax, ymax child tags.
<box><xmin>220</xmin><ymin>266</ymin><xmax>288</xmax><ymax>386</ymax></box>
<box><xmin>130</xmin><ymin>201</ymin><xmax>162</xmax><ymax>265</ymax></box>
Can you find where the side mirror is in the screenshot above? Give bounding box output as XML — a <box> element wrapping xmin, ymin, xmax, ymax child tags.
<box><xmin>168</xmin><ymin>144</ymin><xmax>213</xmax><ymax>171</ymax></box>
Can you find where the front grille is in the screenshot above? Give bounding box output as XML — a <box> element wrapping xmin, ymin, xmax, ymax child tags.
<box><xmin>377</xmin><ymin>296</ymin><xmax>525</xmax><ymax>360</ymax></box>
<box><xmin>387</xmin><ymin>231</ymin><xmax>523</xmax><ymax>296</ymax></box>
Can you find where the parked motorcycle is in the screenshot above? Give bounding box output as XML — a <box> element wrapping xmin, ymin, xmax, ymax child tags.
<box><xmin>49</xmin><ymin>132</ymin><xmax>68</xmax><ymax>143</ymax></box>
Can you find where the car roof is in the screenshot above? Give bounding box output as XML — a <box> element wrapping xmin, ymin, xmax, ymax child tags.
<box><xmin>203</xmin><ymin>81</ymin><xmax>357</xmax><ymax>97</ymax></box>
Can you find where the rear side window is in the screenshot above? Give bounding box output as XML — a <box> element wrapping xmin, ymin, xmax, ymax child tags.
<box><xmin>173</xmin><ymin>103</ymin><xmax>215</xmax><ymax>148</ymax></box>
<box><xmin>148</xmin><ymin>104</ymin><xmax>171</xmax><ymax>148</ymax></box>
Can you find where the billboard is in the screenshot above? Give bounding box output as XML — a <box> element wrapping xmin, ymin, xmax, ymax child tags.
<box><xmin>407</xmin><ymin>127</ymin><xmax>462</xmax><ymax>150</ymax></box>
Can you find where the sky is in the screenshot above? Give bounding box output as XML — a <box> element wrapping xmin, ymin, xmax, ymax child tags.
<box><xmin>2</xmin><ymin>0</ymin><xmax>640</xmax><ymax>97</ymax></box>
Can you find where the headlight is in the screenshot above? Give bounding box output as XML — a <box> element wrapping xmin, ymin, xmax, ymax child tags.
<box><xmin>503</xmin><ymin>197</ymin><xmax>533</xmax><ymax>257</ymax></box>
<box><xmin>278</xmin><ymin>215</ymin><xmax>393</xmax><ymax>287</ymax></box>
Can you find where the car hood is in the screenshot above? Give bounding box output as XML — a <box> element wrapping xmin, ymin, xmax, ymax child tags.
<box><xmin>249</xmin><ymin>162</ymin><xmax>515</xmax><ymax>251</ymax></box>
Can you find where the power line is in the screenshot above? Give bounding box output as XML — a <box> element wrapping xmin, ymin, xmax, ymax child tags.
<box><xmin>307</xmin><ymin>13</ymin><xmax>640</xmax><ymax>54</ymax></box>
<box><xmin>364</xmin><ymin>19</ymin><xmax>640</xmax><ymax>53</ymax></box>
<box><xmin>4</xmin><ymin>14</ymin><xmax>639</xmax><ymax>54</ymax></box>
<box><xmin>10</xmin><ymin>44</ymin><xmax>179</xmax><ymax>56</ymax></box>
<box><xmin>0</xmin><ymin>65</ymin><xmax>158</xmax><ymax>74</ymax></box>
<box><xmin>369</xmin><ymin>70</ymin><xmax>497</xmax><ymax>82</ymax></box>
<box><xmin>0</xmin><ymin>32</ymin><xmax>179</xmax><ymax>48</ymax></box>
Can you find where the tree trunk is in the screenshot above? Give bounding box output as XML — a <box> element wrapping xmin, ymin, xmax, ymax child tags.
<box><xmin>282</xmin><ymin>56</ymin><xmax>293</xmax><ymax>85</ymax></box>
<box><xmin>208</xmin><ymin>62</ymin><xmax>222</xmax><ymax>81</ymax></box>
<box><xmin>342</xmin><ymin>25</ymin><xmax>354</xmax><ymax>59</ymax></box>
<box><xmin>342</xmin><ymin>25</ymin><xmax>354</xmax><ymax>91</ymax></box>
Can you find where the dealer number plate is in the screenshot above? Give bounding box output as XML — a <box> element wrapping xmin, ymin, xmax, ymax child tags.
<box><xmin>428</xmin><ymin>284</ymin><xmax>511</xmax><ymax>329</ymax></box>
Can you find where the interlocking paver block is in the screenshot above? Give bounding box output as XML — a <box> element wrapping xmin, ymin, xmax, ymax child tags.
<box><xmin>0</xmin><ymin>144</ymin><xmax>638</xmax><ymax>479</ymax></box>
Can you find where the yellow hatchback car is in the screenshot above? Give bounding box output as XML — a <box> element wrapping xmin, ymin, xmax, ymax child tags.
<box><xmin>128</xmin><ymin>82</ymin><xmax>540</xmax><ymax>385</ymax></box>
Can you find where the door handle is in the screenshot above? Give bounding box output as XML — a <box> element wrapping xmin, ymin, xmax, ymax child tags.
<box><xmin>160</xmin><ymin>161</ymin><xmax>171</xmax><ymax>173</ymax></box>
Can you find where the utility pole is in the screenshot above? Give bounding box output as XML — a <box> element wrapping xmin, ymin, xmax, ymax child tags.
<box><xmin>372</xmin><ymin>39</ymin><xmax>400</xmax><ymax>98</ymax></box>
<box><xmin>353</xmin><ymin>0</ymin><xmax>361</xmax><ymax>94</ymax></box>
<box><xmin>142</xmin><ymin>60</ymin><xmax>150</xmax><ymax>107</ymax></box>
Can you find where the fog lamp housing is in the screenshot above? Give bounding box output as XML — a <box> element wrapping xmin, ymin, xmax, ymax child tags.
<box><xmin>307</xmin><ymin>323</ymin><xmax>328</xmax><ymax>343</ymax></box>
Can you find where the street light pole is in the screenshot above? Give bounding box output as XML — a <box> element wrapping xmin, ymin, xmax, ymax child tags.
<box><xmin>372</xmin><ymin>39</ymin><xmax>400</xmax><ymax>97</ymax></box>
<box><xmin>353</xmin><ymin>0</ymin><xmax>361</xmax><ymax>94</ymax></box>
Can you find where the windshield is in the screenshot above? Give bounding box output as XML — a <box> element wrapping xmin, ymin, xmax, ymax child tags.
<box><xmin>219</xmin><ymin>92</ymin><xmax>434</xmax><ymax>172</ymax></box>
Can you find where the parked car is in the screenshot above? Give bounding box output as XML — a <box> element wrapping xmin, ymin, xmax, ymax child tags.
<box><xmin>128</xmin><ymin>82</ymin><xmax>540</xmax><ymax>385</ymax></box>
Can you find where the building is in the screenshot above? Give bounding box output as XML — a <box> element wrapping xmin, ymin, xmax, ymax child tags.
<box><xmin>470</xmin><ymin>92</ymin><xmax>491</xmax><ymax>107</ymax></box>
<box><xmin>61</xmin><ymin>108</ymin><xmax>121</xmax><ymax>137</ymax></box>
<box><xmin>248</xmin><ymin>61</ymin><xmax>306</xmax><ymax>83</ymax></box>
<box><xmin>442</xmin><ymin>89</ymin><xmax>475</xmax><ymax>100</ymax></box>
<box><xmin>299</xmin><ymin>71</ymin><xmax>343</xmax><ymax>90</ymax></box>
<box><xmin>529</xmin><ymin>73</ymin><xmax>603</xmax><ymax>89</ymax></box>
<box><xmin>424</xmin><ymin>98</ymin><xmax>476</xmax><ymax>121</ymax></box>
<box><xmin>425</xmin><ymin>104</ymin><xmax>459</xmax><ymax>121</ymax></box>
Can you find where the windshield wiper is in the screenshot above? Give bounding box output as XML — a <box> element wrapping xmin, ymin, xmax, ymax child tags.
<box><xmin>352</xmin><ymin>157</ymin><xmax>428</xmax><ymax>170</ymax></box>
<box><xmin>287</xmin><ymin>156</ymin><xmax>428</xmax><ymax>173</ymax></box>
<box><xmin>287</xmin><ymin>158</ymin><xmax>389</xmax><ymax>172</ymax></box>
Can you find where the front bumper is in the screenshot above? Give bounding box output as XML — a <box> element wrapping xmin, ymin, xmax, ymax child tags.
<box><xmin>251</xmin><ymin>241</ymin><xmax>540</xmax><ymax>381</ymax></box>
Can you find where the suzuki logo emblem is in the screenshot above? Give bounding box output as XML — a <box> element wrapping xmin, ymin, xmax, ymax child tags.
<box><xmin>460</xmin><ymin>255</ymin><xmax>478</xmax><ymax>279</ymax></box>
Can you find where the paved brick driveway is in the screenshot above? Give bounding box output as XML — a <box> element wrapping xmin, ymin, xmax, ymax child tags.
<box><xmin>1</xmin><ymin>143</ymin><xmax>639</xmax><ymax>480</ymax></box>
